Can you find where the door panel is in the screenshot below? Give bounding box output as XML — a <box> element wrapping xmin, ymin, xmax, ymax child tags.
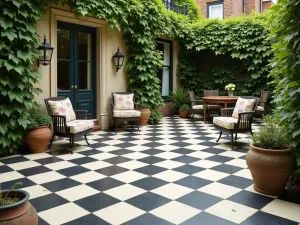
<box><xmin>57</xmin><ymin>22</ymin><xmax>96</xmax><ymax>118</ymax></box>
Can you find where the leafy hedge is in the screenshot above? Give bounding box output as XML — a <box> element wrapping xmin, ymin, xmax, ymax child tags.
<box><xmin>269</xmin><ymin>0</ymin><xmax>300</xmax><ymax>178</ymax></box>
<box><xmin>178</xmin><ymin>15</ymin><xmax>273</xmax><ymax>97</ymax></box>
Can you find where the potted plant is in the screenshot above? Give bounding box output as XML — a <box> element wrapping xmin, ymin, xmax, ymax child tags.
<box><xmin>225</xmin><ymin>83</ymin><xmax>236</xmax><ymax>97</ymax></box>
<box><xmin>246</xmin><ymin>116</ymin><xmax>294</xmax><ymax>196</ymax></box>
<box><xmin>138</xmin><ymin>104</ymin><xmax>151</xmax><ymax>126</ymax></box>
<box><xmin>0</xmin><ymin>183</ymin><xmax>38</xmax><ymax>225</ymax></box>
<box><xmin>179</xmin><ymin>104</ymin><xmax>190</xmax><ymax>118</ymax></box>
<box><xmin>170</xmin><ymin>88</ymin><xmax>190</xmax><ymax>118</ymax></box>
<box><xmin>26</xmin><ymin>112</ymin><xmax>52</xmax><ymax>153</ymax></box>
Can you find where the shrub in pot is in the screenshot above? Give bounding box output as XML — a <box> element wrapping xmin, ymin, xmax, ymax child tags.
<box><xmin>0</xmin><ymin>183</ymin><xmax>38</xmax><ymax>225</ymax></box>
<box><xmin>138</xmin><ymin>104</ymin><xmax>151</xmax><ymax>126</ymax></box>
<box><xmin>26</xmin><ymin>113</ymin><xmax>52</xmax><ymax>153</ymax></box>
<box><xmin>170</xmin><ymin>88</ymin><xmax>189</xmax><ymax>116</ymax></box>
<box><xmin>179</xmin><ymin>104</ymin><xmax>190</xmax><ymax>118</ymax></box>
<box><xmin>246</xmin><ymin>116</ymin><xmax>294</xmax><ymax>196</ymax></box>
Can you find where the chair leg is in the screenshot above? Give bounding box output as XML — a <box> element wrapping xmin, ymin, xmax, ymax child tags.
<box><xmin>84</xmin><ymin>134</ymin><xmax>89</xmax><ymax>145</ymax></box>
<box><xmin>216</xmin><ymin>131</ymin><xmax>222</xmax><ymax>142</ymax></box>
<box><xmin>231</xmin><ymin>132</ymin><xmax>234</xmax><ymax>149</ymax></box>
<box><xmin>115</xmin><ymin>120</ymin><xmax>118</xmax><ymax>133</ymax></box>
<box><xmin>71</xmin><ymin>136</ymin><xmax>74</xmax><ymax>154</ymax></box>
<box><xmin>235</xmin><ymin>133</ymin><xmax>238</xmax><ymax>140</ymax></box>
<box><xmin>49</xmin><ymin>134</ymin><xmax>55</xmax><ymax>149</ymax></box>
<box><xmin>136</xmin><ymin>120</ymin><xmax>140</xmax><ymax>132</ymax></box>
<box><xmin>250</xmin><ymin>129</ymin><xmax>254</xmax><ymax>136</ymax></box>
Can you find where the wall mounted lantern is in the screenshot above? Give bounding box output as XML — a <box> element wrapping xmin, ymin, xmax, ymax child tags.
<box><xmin>38</xmin><ymin>35</ymin><xmax>54</xmax><ymax>66</ymax></box>
<box><xmin>112</xmin><ymin>47</ymin><xmax>125</xmax><ymax>72</ymax></box>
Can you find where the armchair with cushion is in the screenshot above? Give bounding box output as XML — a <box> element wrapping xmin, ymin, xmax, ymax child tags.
<box><xmin>256</xmin><ymin>91</ymin><xmax>270</xmax><ymax>117</ymax></box>
<box><xmin>213</xmin><ymin>96</ymin><xmax>259</xmax><ymax>149</ymax></box>
<box><xmin>111</xmin><ymin>92</ymin><xmax>141</xmax><ymax>133</ymax></box>
<box><xmin>44</xmin><ymin>96</ymin><xmax>93</xmax><ymax>153</ymax></box>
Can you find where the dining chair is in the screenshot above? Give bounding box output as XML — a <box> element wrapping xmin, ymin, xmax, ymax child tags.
<box><xmin>256</xmin><ymin>91</ymin><xmax>270</xmax><ymax>117</ymax></box>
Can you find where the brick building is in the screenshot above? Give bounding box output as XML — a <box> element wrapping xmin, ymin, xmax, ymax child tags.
<box><xmin>196</xmin><ymin>0</ymin><xmax>275</xmax><ymax>18</ymax></box>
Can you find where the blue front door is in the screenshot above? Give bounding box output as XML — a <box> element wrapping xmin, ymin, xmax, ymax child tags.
<box><xmin>57</xmin><ymin>21</ymin><xmax>96</xmax><ymax>118</ymax></box>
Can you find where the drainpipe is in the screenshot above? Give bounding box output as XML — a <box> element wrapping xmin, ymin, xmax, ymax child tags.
<box><xmin>243</xmin><ymin>0</ymin><xmax>246</xmax><ymax>14</ymax></box>
<box><xmin>260</xmin><ymin>0</ymin><xmax>263</xmax><ymax>12</ymax></box>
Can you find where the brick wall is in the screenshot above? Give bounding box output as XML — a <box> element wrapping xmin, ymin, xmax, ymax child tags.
<box><xmin>262</xmin><ymin>1</ymin><xmax>272</xmax><ymax>11</ymax></box>
<box><xmin>159</xmin><ymin>101</ymin><xmax>177</xmax><ymax>116</ymax></box>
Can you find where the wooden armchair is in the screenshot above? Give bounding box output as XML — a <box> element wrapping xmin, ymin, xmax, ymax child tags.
<box><xmin>45</xmin><ymin>97</ymin><xmax>93</xmax><ymax>153</ymax></box>
<box><xmin>213</xmin><ymin>96</ymin><xmax>259</xmax><ymax>149</ymax></box>
<box><xmin>110</xmin><ymin>92</ymin><xmax>141</xmax><ymax>133</ymax></box>
<box><xmin>256</xmin><ymin>91</ymin><xmax>270</xmax><ymax>117</ymax></box>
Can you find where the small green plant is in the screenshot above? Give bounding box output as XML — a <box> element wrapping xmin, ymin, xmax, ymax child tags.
<box><xmin>179</xmin><ymin>104</ymin><xmax>190</xmax><ymax>112</ymax></box>
<box><xmin>170</xmin><ymin>88</ymin><xmax>189</xmax><ymax>109</ymax></box>
<box><xmin>27</xmin><ymin>113</ymin><xmax>52</xmax><ymax>130</ymax></box>
<box><xmin>252</xmin><ymin>115</ymin><xmax>291</xmax><ymax>150</ymax></box>
<box><xmin>0</xmin><ymin>182</ymin><xmax>23</xmax><ymax>206</ymax></box>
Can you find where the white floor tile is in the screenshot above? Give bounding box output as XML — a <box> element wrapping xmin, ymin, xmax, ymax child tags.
<box><xmin>111</xmin><ymin>171</ymin><xmax>147</xmax><ymax>183</ymax></box>
<box><xmin>198</xmin><ymin>182</ymin><xmax>242</xmax><ymax>198</ymax></box>
<box><xmin>70</xmin><ymin>171</ymin><xmax>106</xmax><ymax>183</ymax></box>
<box><xmin>190</xmin><ymin>160</ymin><xmax>221</xmax><ymax>169</ymax></box>
<box><xmin>28</xmin><ymin>171</ymin><xmax>65</xmax><ymax>184</ymax></box>
<box><xmin>104</xmin><ymin>184</ymin><xmax>147</xmax><ymax>201</ymax></box>
<box><xmin>56</xmin><ymin>184</ymin><xmax>99</xmax><ymax>201</ymax></box>
<box><xmin>151</xmin><ymin>183</ymin><xmax>193</xmax><ymax>200</ymax></box>
<box><xmin>21</xmin><ymin>185</ymin><xmax>51</xmax><ymax>199</ymax></box>
<box><xmin>153</xmin><ymin>170</ymin><xmax>188</xmax><ymax>182</ymax></box>
<box><xmin>8</xmin><ymin>161</ymin><xmax>41</xmax><ymax>170</ymax></box>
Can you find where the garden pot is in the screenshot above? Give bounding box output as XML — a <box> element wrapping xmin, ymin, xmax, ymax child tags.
<box><xmin>0</xmin><ymin>190</ymin><xmax>38</xmax><ymax>225</ymax></box>
<box><xmin>26</xmin><ymin>126</ymin><xmax>52</xmax><ymax>153</ymax></box>
<box><xmin>246</xmin><ymin>144</ymin><xmax>294</xmax><ymax>196</ymax></box>
<box><xmin>179</xmin><ymin>110</ymin><xmax>189</xmax><ymax>118</ymax></box>
<box><xmin>138</xmin><ymin>108</ymin><xmax>151</xmax><ymax>126</ymax></box>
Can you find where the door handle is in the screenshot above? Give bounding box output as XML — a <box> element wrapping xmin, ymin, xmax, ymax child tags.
<box><xmin>74</xmin><ymin>85</ymin><xmax>77</xmax><ymax>89</ymax></box>
<box><xmin>71</xmin><ymin>85</ymin><xmax>74</xmax><ymax>89</ymax></box>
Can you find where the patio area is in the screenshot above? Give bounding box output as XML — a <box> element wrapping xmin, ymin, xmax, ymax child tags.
<box><xmin>1</xmin><ymin>116</ymin><xmax>300</xmax><ymax>225</ymax></box>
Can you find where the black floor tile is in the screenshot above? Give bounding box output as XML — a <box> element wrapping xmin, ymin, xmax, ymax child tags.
<box><xmin>1</xmin><ymin>177</ymin><xmax>36</xmax><ymax>189</ymax></box>
<box><xmin>0</xmin><ymin>156</ymin><xmax>29</xmax><ymax>164</ymax></box>
<box><xmin>41</xmin><ymin>178</ymin><xmax>81</xmax><ymax>192</ymax></box>
<box><xmin>62</xmin><ymin>214</ymin><xmax>110</xmax><ymax>225</ymax></box>
<box><xmin>96</xmin><ymin>166</ymin><xmax>129</xmax><ymax>176</ymax></box>
<box><xmin>218</xmin><ymin>175</ymin><xmax>253</xmax><ymax>189</ymax></box>
<box><xmin>123</xmin><ymin>213</ymin><xmax>173</xmax><ymax>225</ymax></box>
<box><xmin>29</xmin><ymin>193</ymin><xmax>68</xmax><ymax>212</ymax></box>
<box><xmin>181</xmin><ymin>212</ymin><xmax>236</xmax><ymax>225</ymax></box>
<box><xmin>18</xmin><ymin>166</ymin><xmax>52</xmax><ymax>177</ymax></box>
<box><xmin>135</xmin><ymin>165</ymin><xmax>167</xmax><ymax>175</ymax></box>
<box><xmin>69</xmin><ymin>157</ymin><xmax>98</xmax><ymax>165</ymax></box>
<box><xmin>138</xmin><ymin>156</ymin><xmax>165</xmax><ymax>164</ymax></box>
<box><xmin>212</xmin><ymin>164</ymin><xmax>243</xmax><ymax>174</ymax></box>
<box><xmin>141</xmin><ymin>149</ymin><xmax>164</xmax><ymax>155</ymax></box>
<box><xmin>86</xmin><ymin>177</ymin><xmax>124</xmax><ymax>191</ymax></box>
<box><xmin>206</xmin><ymin>155</ymin><xmax>233</xmax><ymax>163</ymax></box>
<box><xmin>35</xmin><ymin>157</ymin><xmax>64</xmax><ymax>165</ymax></box>
<box><xmin>57</xmin><ymin>166</ymin><xmax>90</xmax><ymax>177</ymax></box>
<box><xmin>240</xmin><ymin>211</ymin><xmax>298</xmax><ymax>225</ymax></box>
<box><xmin>175</xmin><ymin>176</ymin><xmax>212</xmax><ymax>189</ymax></box>
<box><xmin>104</xmin><ymin>156</ymin><xmax>132</xmax><ymax>164</ymax></box>
<box><xmin>173</xmin><ymin>165</ymin><xmax>205</xmax><ymax>175</ymax></box>
<box><xmin>131</xmin><ymin>177</ymin><xmax>168</xmax><ymax>190</ymax></box>
<box><xmin>0</xmin><ymin>165</ymin><xmax>13</xmax><ymax>173</ymax></box>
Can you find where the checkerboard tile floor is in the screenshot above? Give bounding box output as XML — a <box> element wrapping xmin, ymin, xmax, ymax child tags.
<box><xmin>1</xmin><ymin>116</ymin><xmax>300</xmax><ymax>225</ymax></box>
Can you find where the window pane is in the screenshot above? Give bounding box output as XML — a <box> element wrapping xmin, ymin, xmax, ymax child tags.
<box><xmin>57</xmin><ymin>29</ymin><xmax>70</xmax><ymax>59</ymax></box>
<box><xmin>162</xmin><ymin>67</ymin><xmax>170</xmax><ymax>96</ymax></box>
<box><xmin>57</xmin><ymin>61</ymin><xmax>70</xmax><ymax>90</ymax></box>
<box><xmin>209</xmin><ymin>4</ymin><xmax>223</xmax><ymax>19</ymax></box>
<box><xmin>78</xmin><ymin>32</ymin><xmax>91</xmax><ymax>61</ymax></box>
<box><xmin>79</xmin><ymin>61</ymin><xmax>91</xmax><ymax>90</ymax></box>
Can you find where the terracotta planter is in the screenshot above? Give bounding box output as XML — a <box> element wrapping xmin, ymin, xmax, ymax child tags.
<box><xmin>246</xmin><ymin>144</ymin><xmax>294</xmax><ymax>196</ymax></box>
<box><xmin>179</xmin><ymin>110</ymin><xmax>189</xmax><ymax>118</ymax></box>
<box><xmin>138</xmin><ymin>108</ymin><xmax>151</xmax><ymax>126</ymax></box>
<box><xmin>26</xmin><ymin>126</ymin><xmax>52</xmax><ymax>153</ymax></box>
<box><xmin>0</xmin><ymin>190</ymin><xmax>38</xmax><ymax>225</ymax></box>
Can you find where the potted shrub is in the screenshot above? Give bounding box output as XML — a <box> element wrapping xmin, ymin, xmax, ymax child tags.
<box><xmin>170</xmin><ymin>88</ymin><xmax>189</xmax><ymax>117</ymax></box>
<box><xmin>138</xmin><ymin>104</ymin><xmax>151</xmax><ymax>126</ymax></box>
<box><xmin>246</xmin><ymin>116</ymin><xmax>294</xmax><ymax>196</ymax></box>
<box><xmin>26</xmin><ymin>113</ymin><xmax>52</xmax><ymax>153</ymax></box>
<box><xmin>179</xmin><ymin>104</ymin><xmax>190</xmax><ymax>118</ymax></box>
<box><xmin>0</xmin><ymin>183</ymin><xmax>38</xmax><ymax>225</ymax></box>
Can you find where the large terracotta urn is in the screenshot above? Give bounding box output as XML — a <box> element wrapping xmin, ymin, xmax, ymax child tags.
<box><xmin>0</xmin><ymin>190</ymin><xmax>38</xmax><ymax>225</ymax></box>
<box><xmin>26</xmin><ymin>126</ymin><xmax>52</xmax><ymax>153</ymax></box>
<box><xmin>246</xmin><ymin>144</ymin><xmax>294</xmax><ymax>196</ymax></box>
<box><xmin>138</xmin><ymin>108</ymin><xmax>151</xmax><ymax>126</ymax></box>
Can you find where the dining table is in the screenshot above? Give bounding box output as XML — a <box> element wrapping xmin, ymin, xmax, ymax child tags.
<box><xmin>202</xmin><ymin>96</ymin><xmax>239</xmax><ymax>122</ymax></box>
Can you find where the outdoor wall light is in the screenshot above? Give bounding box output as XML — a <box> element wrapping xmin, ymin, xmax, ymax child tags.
<box><xmin>112</xmin><ymin>47</ymin><xmax>125</xmax><ymax>72</ymax></box>
<box><xmin>38</xmin><ymin>35</ymin><xmax>54</xmax><ymax>66</ymax></box>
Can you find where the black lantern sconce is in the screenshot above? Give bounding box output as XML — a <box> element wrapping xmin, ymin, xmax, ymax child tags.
<box><xmin>38</xmin><ymin>35</ymin><xmax>54</xmax><ymax>66</ymax></box>
<box><xmin>112</xmin><ymin>47</ymin><xmax>125</xmax><ymax>72</ymax></box>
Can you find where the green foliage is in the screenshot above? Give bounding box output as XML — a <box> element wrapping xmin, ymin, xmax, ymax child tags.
<box><xmin>170</xmin><ymin>88</ymin><xmax>189</xmax><ymax>109</ymax></box>
<box><xmin>27</xmin><ymin>113</ymin><xmax>52</xmax><ymax>130</ymax></box>
<box><xmin>253</xmin><ymin>115</ymin><xmax>290</xmax><ymax>149</ymax></box>
<box><xmin>0</xmin><ymin>0</ymin><xmax>43</xmax><ymax>156</ymax></box>
<box><xmin>269</xmin><ymin>0</ymin><xmax>300</xmax><ymax>178</ymax></box>
<box><xmin>179</xmin><ymin>104</ymin><xmax>190</xmax><ymax>112</ymax></box>
<box><xmin>178</xmin><ymin>15</ymin><xmax>273</xmax><ymax>97</ymax></box>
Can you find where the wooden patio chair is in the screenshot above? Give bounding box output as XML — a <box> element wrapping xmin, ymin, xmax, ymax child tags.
<box><xmin>44</xmin><ymin>96</ymin><xmax>93</xmax><ymax>153</ymax></box>
<box><xmin>256</xmin><ymin>91</ymin><xmax>270</xmax><ymax>117</ymax></box>
<box><xmin>110</xmin><ymin>92</ymin><xmax>141</xmax><ymax>133</ymax></box>
<box><xmin>188</xmin><ymin>90</ymin><xmax>222</xmax><ymax>120</ymax></box>
<box><xmin>213</xmin><ymin>96</ymin><xmax>260</xmax><ymax>149</ymax></box>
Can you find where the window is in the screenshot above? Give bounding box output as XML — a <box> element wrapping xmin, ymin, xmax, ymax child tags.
<box><xmin>207</xmin><ymin>2</ymin><xmax>224</xmax><ymax>19</ymax></box>
<box><xmin>156</xmin><ymin>39</ymin><xmax>173</xmax><ymax>97</ymax></box>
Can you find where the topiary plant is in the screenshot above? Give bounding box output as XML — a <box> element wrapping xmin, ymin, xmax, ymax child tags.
<box><xmin>170</xmin><ymin>88</ymin><xmax>189</xmax><ymax>109</ymax></box>
<box><xmin>27</xmin><ymin>113</ymin><xmax>52</xmax><ymax>130</ymax></box>
<box><xmin>179</xmin><ymin>104</ymin><xmax>190</xmax><ymax>112</ymax></box>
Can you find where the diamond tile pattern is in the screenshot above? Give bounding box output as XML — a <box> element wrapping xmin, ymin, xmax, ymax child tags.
<box><xmin>0</xmin><ymin>116</ymin><xmax>298</xmax><ymax>225</ymax></box>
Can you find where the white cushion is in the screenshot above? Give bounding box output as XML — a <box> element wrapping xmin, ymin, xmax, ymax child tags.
<box><xmin>193</xmin><ymin>105</ymin><xmax>204</xmax><ymax>110</ymax></box>
<box><xmin>232</xmin><ymin>97</ymin><xmax>256</xmax><ymax>118</ymax></box>
<box><xmin>213</xmin><ymin>117</ymin><xmax>238</xmax><ymax>129</ymax></box>
<box><xmin>113</xmin><ymin>93</ymin><xmax>134</xmax><ymax>110</ymax></box>
<box><xmin>67</xmin><ymin>120</ymin><xmax>94</xmax><ymax>134</ymax></box>
<box><xmin>256</xmin><ymin>106</ymin><xmax>265</xmax><ymax>112</ymax></box>
<box><xmin>48</xmin><ymin>98</ymin><xmax>76</xmax><ymax>122</ymax></box>
<box><xmin>113</xmin><ymin>110</ymin><xmax>141</xmax><ymax>118</ymax></box>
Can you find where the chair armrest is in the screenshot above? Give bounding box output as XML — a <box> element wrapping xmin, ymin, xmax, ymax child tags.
<box><xmin>74</xmin><ymin>110</ymin><xmax>88</xmax><ymax>119</ymax></box>
<box><xmin>220</xmin><ymin>108</ymin><xmax>235</xmax><ymax>117</ymax></box>
<box><xmin>190</xmin><ymin>100</ymin><xmax>203</xmax><ymax>103</ymax></box>
<box><xmin>49</xmin><ymin>114</ymin><xmax>69</xmax><ymax>133</ymax></box>
<box><xmin>237</xmin><ymin>111</ymin><xmax>255</xmax><ymax>129</ymax></box>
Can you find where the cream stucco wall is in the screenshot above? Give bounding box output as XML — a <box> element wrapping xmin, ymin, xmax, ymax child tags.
<box><xmin>35</xmin><ymin>3</ymin><xmax>180</xmax><ymax>130</ymax></box>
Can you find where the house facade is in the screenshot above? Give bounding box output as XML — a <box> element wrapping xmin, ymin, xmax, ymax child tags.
<box><xmin>196</xmin><ymin>0</ymin><xmax>274</xmax><ymax>18</ymax></box>
<box><xmin>36</xmin><ymin>3</ymin><xmax>181</xmax><ymax>130</ymax></box>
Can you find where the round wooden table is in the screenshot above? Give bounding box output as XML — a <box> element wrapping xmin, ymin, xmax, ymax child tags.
<box><xmin>202</xmin><ymin>96</ymin><xmax>239</xmax><ymax>122</ymax></box>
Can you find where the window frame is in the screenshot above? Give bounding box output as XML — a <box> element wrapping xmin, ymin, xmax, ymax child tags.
<box><xmin>156</xmin><ymin>38</ymin><xmax>173</xmax><ymax>100</ymax></box>
<box><xmin>207</xmin><ymin>1</ymin><xmax>224</xmax><ymax>19</ymax></box>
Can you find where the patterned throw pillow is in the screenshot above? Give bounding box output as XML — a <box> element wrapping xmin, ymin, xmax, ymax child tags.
<box><xmin>113</xmin><ymin>93</ymin><xmax>134</xmax><ymax>110</ymax></box>
<box><xmin>48</xmin><ymin>98</ymin><xmax>76</xmax><ymax>122</ymax></box>
<box><xmin>232</xmin><ymin>97</ymin><xmax>256</xmax><ymax>118</ymax></box>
